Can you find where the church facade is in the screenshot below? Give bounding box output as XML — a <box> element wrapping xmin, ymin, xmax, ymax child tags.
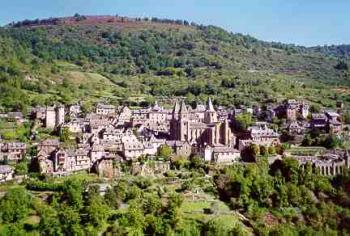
<box><xmin>170</xmin><ymin>98</ymin><xmax>233</xmax><ymax>148</ymax></box>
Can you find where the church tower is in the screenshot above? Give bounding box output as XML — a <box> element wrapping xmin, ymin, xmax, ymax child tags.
<box><xmin>223</xmin><ymin>119</ymin><xmax>232</xmax><ymax>146</ymax></box>
<box><xmin>55</xmin><ymin>105</ymin><xmax>65</xmax><ymax>128</ymax></box>
<box><xmin>179</xmin><ymin>100</ymin><xmax>189</xmax><ymax>141</ymax></box>
<box><xmin>204</xmin><ymin>98</ymin><xmax>217</xmax><ymax>124</ymax></box>
<box><xmin>170</xmin><ymin>100</ymin><xmax>189</xmax><ymax>141</ymax></box>
<box><xmin>172</xmin><ymin>101</ymin><xmax>180</xmax><ymax>120</ymax></box>
<box><xmin>170</xmin><ymin>101</ymin><xmax>179</xmax><ymax>140</ymax></box>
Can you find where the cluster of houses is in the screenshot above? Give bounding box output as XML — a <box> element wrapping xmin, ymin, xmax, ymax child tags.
<box><xmin>32</xmin><ymin>99</ymin><xmax>243</xmax><ymax>176</ymax></box>
<box><xmin>0</xmin><ymin>98</ymin><xmax>348</xmax><ymax>179</ymax></box>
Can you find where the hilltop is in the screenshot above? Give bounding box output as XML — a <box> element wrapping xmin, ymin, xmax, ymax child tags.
<box><xmin>0</xmin><ymin>15</ymin><xmax>349</xmax><ymax>112</ymax></box>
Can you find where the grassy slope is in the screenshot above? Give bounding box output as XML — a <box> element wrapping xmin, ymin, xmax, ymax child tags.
<box><xmin>0</xmin><ymin>16</ymin><xmax>349</xmax><ymax>111</ymax></box>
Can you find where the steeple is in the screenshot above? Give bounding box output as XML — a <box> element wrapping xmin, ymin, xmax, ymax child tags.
<box><xmin>172</xmin><ymin>101</ymin><xmax>180</xmax><ymax>114</ymax></box>
<box><xmin>204</xmin><ymin>97</ymin><xmax>217</xmax><ymax>123</ymax></box>
<box><xmin>207</xmin><ymin>97</ymin><xmax>215</xmax><ymax>112</ymax></box>
<box><xmin>179</xmin><ymin>100</ymin><xmax>188</xmax><ymax>114</ymax></box>
<box><xmin>179</xmin><ymin>100</ymin><xmax>188</xmax><ymax>120</ymax></box>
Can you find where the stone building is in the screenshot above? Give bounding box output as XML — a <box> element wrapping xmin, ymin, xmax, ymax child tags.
<box><xmin>93</xmin><ymin>156</ymin><xmax>122</xmax><ymax>178</ymax></box>
<box><xmin>0</xmin><ymin>165</ymin><xmax>14</xmax><ymax>182</ymax></box>
<box><xmin>165</xmin><ymin>140</ymin><xmax>192</xmax><ymax>157</ymax></box>
<box><xmin>56</xmin><ymin>105</ymin><xmax>65</xmax><ymax>127</ymax></box>
<box><xmin>203</xmin><ymin>145</ymin><xmax>240</xmax><ymax>164</ymax></box>
<box><xmin>37</xmin><ymin>139</ymin><xmax>60</xmax><ymax>157</ymax></box>
<box><xmin>68</xmin><ymin>104</ymin><xmax>82</xmax><ymax>118</ymax></box>
<box><xmin>45</xmin><ymin>106</ymin><xmax>56</xmax><ymax>128</ymax></box>
<box><xmin>45</xmin><ymin>105</ymin><xmax>65</xmax><ymax>129</ymax></box>
<box><xmin>115</xmin><ymin>106</ymin><xmax>132</xmax><ymax>126</ymax></box>
<box><xmin>131</xmin><ymin>161</ymin><xmax>171</xmax><ymax>176</ymax></box>
<box><xmin>325</xmin><ymin>111</ymin><xmax>342</xmax><ymax>133</ymax></box>
<box><xmin>170</xmin><ymin>98</ymin><xmax>233</xmax><ymax>148</ymax></box>
<box><xmin>238</xmin><ymin>122</ymin><xmax>280</xmax><ymax>150</ymax></box>
<box><xmin>296</xmin><ymin>150</ymin><xmax>350</xmax><ymax>176</ymax></box>
<box><xmin>96</xmin><ymin>103</ymin><xmax>116</xmax><ymax>115</ymax></box>
<box><xmin>275</xmin><ymin>100</ymin><xmax>309</xmax><ymax>121</ymax></box>
<box><xmin>0</xmin><ymin>142</ymin><xmax>27</xmax><ymax>162</ymax></box>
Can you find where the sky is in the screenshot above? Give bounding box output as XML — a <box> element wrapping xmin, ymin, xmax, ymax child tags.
<box><xmin>0</xmin><ymin>0</ymin><xmax>349</xmax><ymax>46</ymax></box>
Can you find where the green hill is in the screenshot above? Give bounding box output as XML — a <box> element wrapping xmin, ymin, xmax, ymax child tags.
<box><xmin>0</xmin><ymin>15</ymin><xmax>349</xmax><ymax>112</ymax></box>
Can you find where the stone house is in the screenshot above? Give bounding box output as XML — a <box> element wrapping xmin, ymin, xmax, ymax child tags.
<box><xmin>122</xmin><ymin>138</ymin><xmax>144</xmax><ymax>159</ymax></box>
<box><xmin>0</xmin><ymin>165</ymin><xmax>14</xmax><ymax>182</ymax></box>
<box><xmin>238</xmin><ymin>122</ymin><xmax>280</xmax><ymax>150</ymax></box>
<box><xmin>38</xmin><ymin>139</ymin><xmax>60</xmax><ymax>156</ymax></box>
<box><xmin>96</xmin><ymin>103</ymin><xmax>116</xmax><ymax>116</ymax></box>
<box><xmin>203</xmin><ymin>145</ymin><xmax>240</xmax><ymax>164</ymax></box>
<box><xmin>325</xmin><ymin>111</ymin><xmax>342</xmax><ymax>133</ymax></box>
<box><xmin>165</xmin><ymin>140</ymin><xmax>192</xmax><ymax>157</ymax></box>
<box><xmin>0</xmin><ymin>142</ymin><xmax>27</xmax><ymax>162</ymax></box>
<box><xmin>75</xmin><ymin>149</ymin><xmax>91</xmax><ymax>171</ymax></box>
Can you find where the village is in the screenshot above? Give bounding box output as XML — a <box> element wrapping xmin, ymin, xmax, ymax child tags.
<box><xmin>0</xmin><ymin>98</ymin><xmax>349</xmax><ymax>182</ymax></box>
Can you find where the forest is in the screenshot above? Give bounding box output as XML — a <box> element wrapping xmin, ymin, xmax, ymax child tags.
<box><xmin>0</xmin><ymin>156</ymin><xmax>349</xmax><ymax>235</ymax></box>
<box><xmin>0</xmin><ymin>15</ymin><xmax>349</xmax><ymax>113</ymax></box>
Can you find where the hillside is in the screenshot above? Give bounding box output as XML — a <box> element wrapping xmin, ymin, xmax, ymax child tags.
<box><xmin>0</xmin><ymin>15</ymin><xmax>349</xmax><ymax>112</ymax></box>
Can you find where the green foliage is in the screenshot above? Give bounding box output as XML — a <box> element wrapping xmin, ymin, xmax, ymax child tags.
<box><xmin>62</xmin><ymin>178</ymin><xmax>85</xmax><ymax>209</ymax></box>
<box><xmin>104</xmin><ymin>187</ymin><xmax>120</xmax><ymax>209</ymax></box>
<box><xmin>189</xmin><ymin>155</ymin><xmax>204</xmax><ymax>169</ymax></box>
<box><xmin>171</xmin><ymin>155</ymin><xmax>190</xmax><ymax>169</ymax></box>
<box><xmin>15</xmin><ymin>159</ymin><xmax>28</xmax><ymax>175</ymax></box>
<box><xmin>0</xmin><ymin>121</ymin><xmax>30</xmax><ymax>142</ymax></box>
<box><xmin>302</xmin><ymin>133</ymin><xmax>344</xmax><ymax>149</ymax></box>
<box><xmin>0</xmin><ymin>187</ymin><xmax>32</xmax><ymax>223</ymax></box>
<box><xmin>234</xmin><ymin>113</ymin><xmax>253</xmax><ymax>131</ymax></box>
<box><xmin>37</xmin><ymin>204</ymin><xmax>63</xmax><ymax>235</ymax></box>
<box><xmin>214</xmin><ymin>158</ymin><xmax>350</xmax><ymax>234</ymax></box>
<box><xmin>59</xmin><ymin>127</ymin><xmax>71</xmax><ymax>143</ymax></box>
<box><xmin>334</xmin><ymin>60</ymin><xmax>348</xmax><ymax>70</ymax></box>
<box><xmin>0</xmin><ymin>18</ymin><xmax>348</xmax><ymax>111</ymax></box>
<box><xmin>158</xmin><ymin>144</ymin><xmax>173</xmax><ymax>160</ymax></box>
<box><xmin>84</xmin><ymin>194</ymin><xmax>110</xmax><ymax>230</ymax></box>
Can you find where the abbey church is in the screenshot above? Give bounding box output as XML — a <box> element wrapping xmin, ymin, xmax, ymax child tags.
<box><xmin>170</xmin><ymin>98</ymin><xmax>234</xmax><ymax>148</ymax></box>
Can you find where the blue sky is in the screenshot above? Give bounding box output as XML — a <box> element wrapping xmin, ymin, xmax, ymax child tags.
<box><xmin>0</xmin><ymin>0</ymin><xmax>349</xmax><ymax>46</ymax></box>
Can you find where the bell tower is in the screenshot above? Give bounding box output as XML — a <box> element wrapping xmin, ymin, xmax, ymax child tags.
<box><xmin>204</xmin><ymin>98</ymin><xmax>217</xmax><ymax>123</ymax></box>
<box><xmin>179</xmin><ymin>100</ymin><xmax>189</xmax><ymax>141</ymax></box>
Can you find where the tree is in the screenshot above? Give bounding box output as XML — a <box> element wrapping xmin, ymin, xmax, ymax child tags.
<box><xmin>59</xmin><ymin>205</ymin><xmax>83</xmax><ymax>235</ymax></box>
<box><xmin>0</xmin><ymin>187</ymin><xmax>32</xmax><ymax>223</ymax></box>
<box><xmin>250</xmin><ymin>144</ymin><xmax>260</xmax><ymax>156</ymax></box>
<box><xmin>309</xmin><ymin>104</ymin><xmax>321</xmax><ymax>113</ymax></box>
<box><xmin>125</xmin><ymin>185</ymin><xmax>142</xmax><ymax>201</ymax></box>
<box><xmin>322</xmin><ymin>135</ymin><xmax>342</xmax><ymax>149</ymax></box>
<box><xmin>15</xmin><ymin>160</ymin><xmax>28</xmax><ymax>175</ymax></box>
<box><xmin>114</xmin><ymin>181</ymin><xmax>128</xmax><ymax>201</ymax></box>
<box><xmin>190</xmin><ymin>155</ymin><xmax>204</xmax><ymax>169</ymax></box>
<box><xmin>171</xmin><ymin>156</ymin><xmax>189</xmax><ymax>170</ymax></box>
<box><xmin>268</xmin><ymin>146</ymin><xmax>276</xmax><ymax>155</ymax></box>
<box><xmin>143</xmin><ymin>193</ymin><xmax>162</xmax><ymax>215</ymax></box>
<box><xmin>260</xmin><ymin>145</ymin><xmax>268</xmax><ymax>156</ymax></box>
<box><xmin>59</xmin><ymin>127</ymin><xmax>71</xmax><ymax>143</ymax></box>
<box><xmin>234</xmin><ymin>113</ymin><xmax>253</xmax><ymax>131</ymax></box>
<box><xmin>302</xmin><ymin>134</ymin><xmax>313</xmax><ymax>146</ymax></box>
<box><xmin>85</xmin><ymin>195</ymin><xmax>110</xmax><ymax>230</ymax></box>
<box><xmin>104</xmin><ymin>187</ymin><xmax>119</xmax><ymax>209</ymax></box>
<box><xmin>62</xmin><ymin>178</ymin><xmax>84</xmax><ymax>209</ymax></box>
<box><xmin>281</xmin><ymin>158</ymin><xmax>300</xmax><ymax>184</ymax></box>
<box><xmin>119</xmin><ymin>199</ymin><xmax>146</xmax><ymax>233</ymax></box>
<box><xmin>158</xmin><ymin>144</ymin><xmax>173</xmax><ymax>160</ymax></box>
<box><xmin>334</xmin><ymin>60</ymin><xmax>348</xmax><ymax>70</ymax></box>
<box><xmin>37</xmin><ymin>203</ymin><xmax>63</xmax><ymax>235</ymax></box>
